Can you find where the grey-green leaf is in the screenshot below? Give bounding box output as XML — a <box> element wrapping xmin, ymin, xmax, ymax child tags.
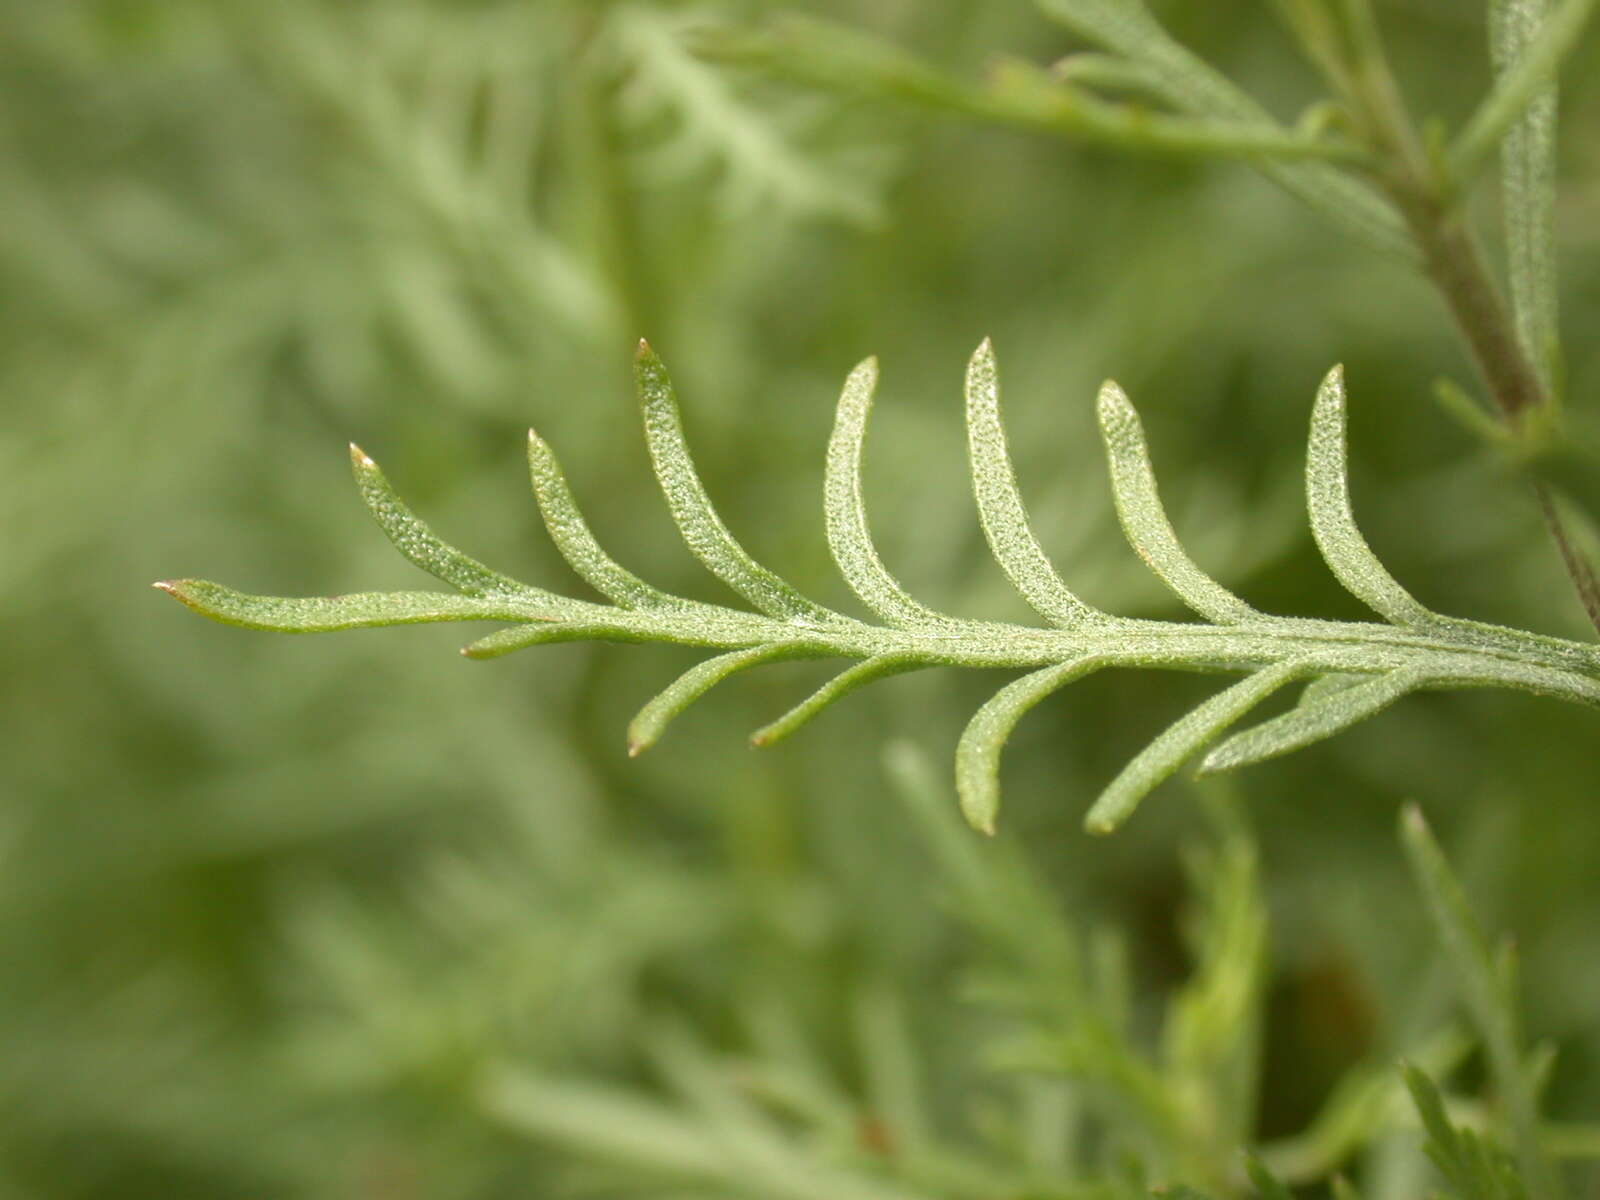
<box><xmin>1491</xmin><ymin>0</ymin><xmax>1562</xmax><ymax>394</ymax></box>
<box><xmin>1306</xmin><ymin>367</ymin><xmax>1436</xmax><ymax>628</ymax></box>
<box><xmin>1454</xmin><ymin>0</ymin><xmax>1597</xmax><ymax>185</ymax></box>
<box><xmin>1199</xmin><ymin>665</ymin><xmax>1429</xmax><ymax>774</ymax></box>
<box><xmin>154</xmin><ymin>580</ymin><xmax>550</xmax><ymax>632</ymax></box>
<box><xmin>351</xmin><ymin>444</ymin><xmax>552</xmax><ymax>601</ymax></box>
<box><xmin>1084</xmin><ymin>660</ymin><xmax>1304</xmax><ymax>834</ymax></box>
<box><xmin>823</xmin><ymin>356</ymin><xmax>946</xmax><ymax>626</ymax></box>
<box><xmin>161</xmin><ymin>347</ymin><xmax>1600</xmax><ymax>839</ymax></box>
<box><xmin>636</xmin><ymin>341</ymin><xmax>840</xmax><ymax>624</ymax></box>
<box><xmin>750</xmin><ymin>654</ymin><xmax>928</xmax><ymax>747</ymax></box>
<box><xmin>1097</xmin><ymin>381</ymin><xmax>1257</xmax><ymax>624</ymax></box>
<box><xmin>527</xmin><ymin>429</ymin><xmax>681</xmax><ymax>611</ymax></box>
<box><xmin>957</xmin><ymin>654</ymin><xmax>1116</xmax><ymax>835</ymax></box>
<box><xmin>627</xmin><ymin>644</ymin><xmax>817</xmax><ymax>756</ymax></box>
<box><xmin>965</xmin><ymin>339</ymin><xmax>1107</xmax><ymax>627</ymax></box>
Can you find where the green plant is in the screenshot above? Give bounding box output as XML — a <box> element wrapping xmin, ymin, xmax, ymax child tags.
<box><xmin>157</xmin><ymin>340</ymin><xmax>1600</xmax><ymax>838</ymax></box>
<box><xmin>141</xmin><ymin>1</ymin><xmax>1600</xmax><ymax>1197</ymax></box>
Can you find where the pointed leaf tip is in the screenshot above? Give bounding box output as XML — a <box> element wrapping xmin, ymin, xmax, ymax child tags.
<box><xmin>847</xmin><ymin>355</ymin><xmax>879</xmax><ymax>384</ymax></box>
<box><xmin>1097</xmin><ymin>379</ymin><xmax>1129</xmax><ymax>412</ymax></box>
<box><xmin>351</xmin><ymin>444</ymin><xmax>541</xmax><ymax>600</ymax></box>
<box><xmin>152</xmin><ymin>579</ymin><xmax>176</xmax><ymax>593</ymax></box>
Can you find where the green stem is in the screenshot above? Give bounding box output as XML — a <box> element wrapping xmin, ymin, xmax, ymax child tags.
<box><xmin>159</xmin><ymin>578</ymin><xmax>1600</xmax><ymax>712</ymax></box>
<box><xmin>1401</xmin><ymin>193</ymin><xmax>1545</xmax><ymax>421</ymax></box>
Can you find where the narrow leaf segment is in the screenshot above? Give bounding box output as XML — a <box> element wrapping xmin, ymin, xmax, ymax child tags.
<box><xmin>159</xmin><ymin>343</ymin><xmax>1600</xmax><ymax>835</ymax></box>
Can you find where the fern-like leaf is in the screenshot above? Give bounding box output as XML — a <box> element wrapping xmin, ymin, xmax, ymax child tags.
<box><xmin>160</xmin><ymin>342</ymin><xmax>1600</xmax><ymax>835</ymax></box>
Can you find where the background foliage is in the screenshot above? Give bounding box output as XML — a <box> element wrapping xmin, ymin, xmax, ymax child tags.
<box><xmin>4</xmin><ymin>1</ymin><xmax>1599</xmax><ymax>1196</ymax></box>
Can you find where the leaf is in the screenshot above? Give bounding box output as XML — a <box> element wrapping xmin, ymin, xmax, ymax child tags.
<box><xmin>824</xmin><ymin>356</ymin><xmax>945</xmax><ymax>626</ymax></box>
<box><xmin>700</xmin><ymin>19</ymin><xmax>1365</xmax><ymax>164</ymax></box>
<box><xmin>628</xmin><ymin>644</ymin><xmax>818</xmax><ymax>756</ymax></box>
<box><xmin>1453</xmin><ymin>0</ymin><xmax>1597</xmax><ymax>187</ymax></box>
<box><xmin>526</xmin><ymin>429</ymin><xmax>682</xmax><ymax>611</ymax></box>
<box><xmin>1097</xmin><ymin>381</ymin><xmax>1257</xmax><ymax>624</ymax></box>
<box><xmin>1034</xmin><ymin>0</ymin><xmax>1413</xmax><ymax>259</ymax></box>
<box><xmin>1400</xmin><ymin>806</ymin><xmax>1560</xmax><ymax>1200</ymax></box>
<box><xmin>965</xmin><ymin>338</ymin><xmax>1107</xmax><ymax>628</ymax></box>
<box><xmin>1489</xmin><ymin>0</ymin><xmax>1564</xmax><ymax>395</ymax></box>
<box><xmin>350</xmin><ymin>444</ymin><xmax>548</xmax><ymax>601</ymax></box>
<box><xmin>1306</xmin><ymin>366</ymin><xmax>1436</xmax><ymax>628</ymax></box>
<box><xmin>616</xmin><ymin>6</ymin><xmax>884</xmax><ymax>227</ymax></box>
<box><xmin>1083</xmin><ymin>661</ymin><xmax>1304</xmax><ymax>834</ymax></box>
<box><xmin>1402</xmin><ymin>1062</ymin><xmax>1528</xmax><ymax>1200</ymax></box>
<box><xmin>750</xmin><ymin>654</ymin><xmax>928</xmax><ymax>747</ymax></box>
<box><xmin>1199</xmin><ymin>665</ymin><xmax>1429</xmax><ymax>773</ymax></box>
<box><xmin>161</xmin><ymin>342</ymin><xmax>1600</xmax><ymax>835</ymax></box>
<box><xmin>635</xmin><ymin>341</ymin><xmax>842</xmax><ymax>626</ymax></box>
<box><xmin>153</xmin><ymin>580</ymin><xmax>552</xmax><ymax>632</ymax></box>
<box><xmin>957</xmin><ymin>655</ymin><xmax>1116</xmax><ymax>835</ymax></box>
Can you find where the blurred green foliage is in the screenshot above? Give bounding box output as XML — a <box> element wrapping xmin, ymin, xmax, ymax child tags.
<box><xmin>4</xmin><ymin>1</ymin><xmax>1600</xmax><ymax>1196</ymax></box>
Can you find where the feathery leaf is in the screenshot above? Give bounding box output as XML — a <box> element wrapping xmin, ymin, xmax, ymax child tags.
<box><xmin>161</xmin><ymin>343</ymin><xmax>1600</xmax><ymax>834</ymax></box>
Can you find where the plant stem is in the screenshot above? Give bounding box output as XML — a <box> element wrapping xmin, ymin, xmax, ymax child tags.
<box><xmin>1402</xmin><ymin>193</ymin><xmax>1544</xmax><ymax>421</ymax></box>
